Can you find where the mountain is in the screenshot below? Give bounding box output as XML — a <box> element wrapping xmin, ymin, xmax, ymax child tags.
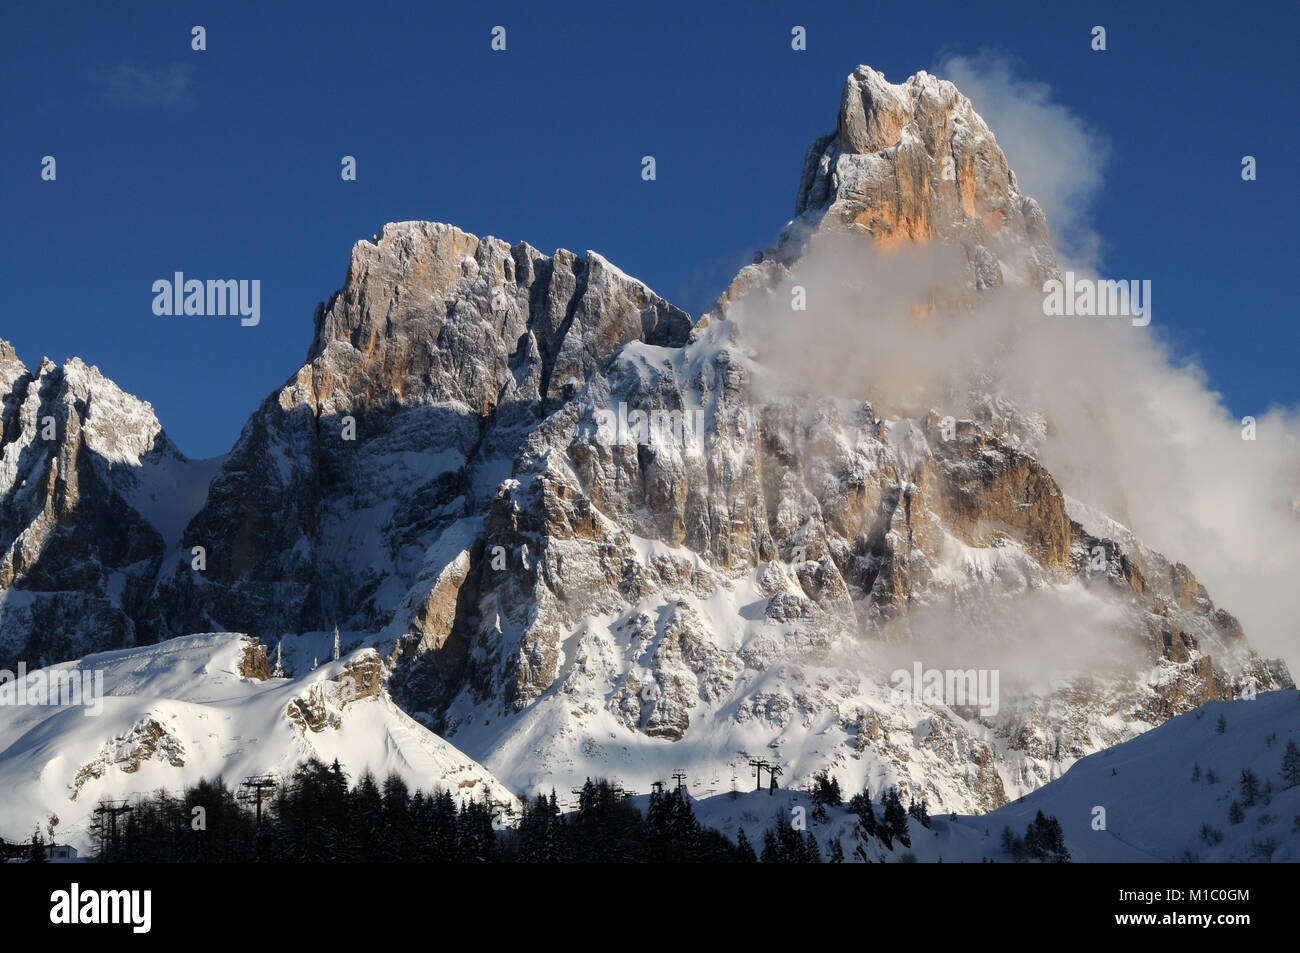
<box><xmin>0</xmin><ymin>344</ymin><xmax>220</xmax><ymax>667</ymax></box>
<box><xmin>684</xmin><ymin>690</ymin><xmax>1300</xmax><ymax>863</ymax></box>
<box><xmin>793</xmin><ymin>66</ymin><xmax>1057</xmax><ymax>287</ymax></box>
<box><xmin>145</xmin><ymin>225</ymin><xmax>692</xmax><ymax>644</ymax></box>
<box><xmin>0</xmin><ymin>64</ymin><xmax>1290</xmax><ymax>842</ymax></box>
<box><xmin>0</xmin><ymin>632</ymin><xmax>517</xmax><ymax>850</ymax></box>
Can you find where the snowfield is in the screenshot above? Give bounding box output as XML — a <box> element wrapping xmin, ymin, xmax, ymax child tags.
<box><xmin>0</xmin><ymin>633</ymin><xmax>517</xmax><ymax>852</ymax></box>
<box><xmin>3</xmin><ymin>627</ymin><xmax>1294</xmax><ymax>862</ymax></box>
<box><xmin>682</xmin><ymin>690</ymin><xmax>1300</xmax><ymax>862</ymax></box>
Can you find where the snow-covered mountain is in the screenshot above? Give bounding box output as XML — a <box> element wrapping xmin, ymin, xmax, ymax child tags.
<box><xmin>686</xmin><ymin>690</ymin><xmax>1300</xmax><ymax>863</ymax></box>
<box><xmin>0</xmin><ymin>632</ymin><xmax>517</xmax><ymax>851</ymax></box>
<box><xmin>0</xmin><ymin>343</ymin><xmax>221</xmax><ymax>667</ymax></box>
<box><xmin>0</xmin><ymin>64</ymin><xmax>1292</xmax><ymax>844</ymax></box>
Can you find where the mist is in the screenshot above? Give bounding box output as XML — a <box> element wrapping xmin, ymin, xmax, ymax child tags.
<box><xmin>727</xmin><ymin>55</ymin><xmax>1300</xmax><ymax>671</ymax></box>
<box><xmin>935</xmin><ymin>50</ymin><xmax>1110</xmax><ymax>270</ymax></box>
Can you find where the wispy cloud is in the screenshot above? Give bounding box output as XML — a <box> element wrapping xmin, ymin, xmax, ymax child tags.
<box><xmin>730</xmin><ymin>43</ymin><xmax>1300</xmax><ymax>674</ymax></box>
<box><xmin>934</xmin><ymin>49</ymin><xmax>1110</xmax><ymax>271</ymax></box>
<box><xmin>90</xmin><ymin>61</ymin><xmax>193</xmax><ymax>108</ymax></box>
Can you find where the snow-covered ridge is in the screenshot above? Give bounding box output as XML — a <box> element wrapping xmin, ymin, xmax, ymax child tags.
<box><xmin>681</xmin><ymin>690</ymin><xmax>1300</xmax><ymax>862</ymax></box>
<box><xmin>0</xmin><ymin>633</ymin><xmax>517</xmax><ymax>851</ymax></box>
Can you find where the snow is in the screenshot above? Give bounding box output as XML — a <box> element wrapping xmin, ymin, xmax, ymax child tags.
<box><xmin>586</xmin><ymin>250</ymin><xmax>654</xmax><ymax>293</ymax></box>
<box><xmin>677</xmin><ymin>690</ymin><xmax>1300</xmax><ymax>862</ymax></box>
<box><xmin>0</xmin><ymin>634</ymin><xmax>517</xmax><ymax>852</ymax></box>
<box><xmin>123</xmin><ymin>452</ymin><xmax>225</xmax><ymax>548</ymax></box>
<box><xmin>965</xmin><ymin>690</ymin><xmax>1300</xmax><ymax>862</ymax></box>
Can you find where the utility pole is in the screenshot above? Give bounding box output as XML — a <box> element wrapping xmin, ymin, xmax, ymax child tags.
<box><xmin>749</xmin><ymin>758</ymin><xmax>771</xmax><ymax>791</ymax></box>
<box><xmin>767</xmin><ymin>763</ymin><xmax>783</xmax><ymax>795</ymax></box>
<box><xmin>671</xmin><ymin>770</ymin><xmax>687</xmax><ymax>792</ymax></box>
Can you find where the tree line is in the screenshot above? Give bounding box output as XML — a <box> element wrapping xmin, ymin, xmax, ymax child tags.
<box><xmin>73</xmin><ymin>760</ymin><xmax>1069</xmax><ymax>862</ymax></box>
<box><xmin>88</xmin><ymin>759</ymin><xmax>754</xmax><ymax>863</ymax></box>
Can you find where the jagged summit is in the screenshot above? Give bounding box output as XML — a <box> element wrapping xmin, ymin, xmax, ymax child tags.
<box><xmin>714</xmin><ymin>65</ymin><xmax>1058</xmax><ymax>315</ymax></box>
<box><xmin>304</xmin><ymin>221</ymin><xmax>692</xmax><ymax>411</ymax></box>
<box><xmin>0</xmin><ymin>341</ymin><xmax>216</xmax><ymax>666</ymax></box>
<box><xmin>791</xmin><ymin>65</ymin><xmax>1056</xmax><ymax>289</ymax></box>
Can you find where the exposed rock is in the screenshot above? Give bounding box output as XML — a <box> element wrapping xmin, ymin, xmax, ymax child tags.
<box><xmin>287</xmin><ymin>649</ymin><xmax>387</xmax><ymax>733</ymax></box>
<box><xmin>792</xmin><ymin>66</ymin><xmax>1058</xmax><ymax>291</ymax></box>
<box><xmin>238</xmin><ymin>636</ymin><xmax>270</xmax><ymax>680</ymax></box>
<box><xmin>0</xmin><ymin>351</ymin><xmax>211</xmax><ymax>669</ymax></box>
<box><xmin>71</xmin><ymin>716</ymin><xmax>186</xmax><ymax>799</ymax></box>
<box><xmin>145</xmin><ymin>223</ymin><xmax>691</xmax><ymax>646</ymax></box>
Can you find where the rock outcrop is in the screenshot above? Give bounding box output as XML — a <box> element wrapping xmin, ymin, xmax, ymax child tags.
<box><xmin>144</xmin><ymin>222</ymin><xmax>692</xmax><ymax>644</ymax></box>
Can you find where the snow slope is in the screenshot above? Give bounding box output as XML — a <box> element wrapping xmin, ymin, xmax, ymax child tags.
<box><xmin>682</xmin><ymin>690</ymin><xmax>1300</xmax><ymax>862</ymax></box>
<box><xmin>0</xmin><ymin>633</ymin><xmax>517</xmax><ymax>852</ymax></box>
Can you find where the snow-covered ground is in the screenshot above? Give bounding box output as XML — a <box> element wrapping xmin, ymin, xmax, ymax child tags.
<box><xmin>679</xmin><ymin>690</ymin><xmax>1300</xmax><ymax>862</ymax></box>
<box><xmin>2</xmin><ymin>627</ymin><xmax>1293</xmax><ymax>860</ymax></box>
<box><xmin>0</xmin><ymin>633</ymin><xmax>516</xmax><ymax>852</ymax></box>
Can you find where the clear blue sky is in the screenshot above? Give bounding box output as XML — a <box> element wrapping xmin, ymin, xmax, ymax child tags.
<box><xmin>2</xmin><ymin>0</ymin><xmax>1295</xmax><ymax>459</ymax></box>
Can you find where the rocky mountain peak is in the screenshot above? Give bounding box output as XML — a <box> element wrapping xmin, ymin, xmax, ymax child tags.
<box><xmin>301</xmin><ymin>221</ymin><xmax>691</xmax><ymax>418</ymax></box>
<box><xmin>0</xmin><ymin>346</ymin><xmax>198</xmax><ymax>666</ymax></box>
<box><xmin>836</xmin><ymin>65</ymin><xmax>918</xmax><ymax>154</ymax></box>
<box><xmin>791</xmin><ymin>65</ymin><xmax>1057</xmax><ymax>291</ymax></box>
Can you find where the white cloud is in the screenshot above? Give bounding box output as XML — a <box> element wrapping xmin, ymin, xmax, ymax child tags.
<box><xmin>90</xmin><ymin>62</ymin><xmax>193</xmax><ymax>108</ymax></box>
<box><xmin>935</xmin><ymin>50</ymin><xmax>1110</xmax><ymax>271</ymax></box>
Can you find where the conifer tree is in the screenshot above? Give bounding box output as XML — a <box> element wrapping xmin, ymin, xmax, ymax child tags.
<box><xmin>810</xmin><ymin>770</ymin><xmax>843</xmax><ymax>807</ymax></box>
<box><xmin>736</xmin><ymin>827</ymin><xmax>757</xmax><ymax>862</ymax></box>
<box><xmin>1240</xmin><ymin>769</ymin><xmax>1261</xmax><ymax>807</ymax></box>
<box><xmin>908</xmin><ymin>796</ymin><xmax>931</xmax><ymax>828</ymax></box>
<box><xmin>804</xmin><ymin>830</ymin><xmax>823</xmax><ymax>863</ymax></box>
<box><xmin>882</xmin><ymin>787</ymin><xmax>910</xmax><ymax>847</ymax></box>
<box><xmin>1282</xmin><ymin>740</ymin><xmax>1300</xmax><ymax>789</ymax></box>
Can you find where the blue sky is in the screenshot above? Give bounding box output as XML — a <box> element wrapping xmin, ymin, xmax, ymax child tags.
<box><xmin>2</xmin><ymin>0</ymin><xmax>1296</xmax><ymax>459</ymax></box>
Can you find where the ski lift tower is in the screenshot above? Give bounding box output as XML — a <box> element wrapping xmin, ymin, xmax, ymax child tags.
<box><xmin>91</xmin><ymin>800</ymin><xmax>133</xmax><ymax>857</ymax></box>
<box><xmin>238</xmin><ymin>774</ymin><xmax>279</xmax><ymax>829</ymax></box>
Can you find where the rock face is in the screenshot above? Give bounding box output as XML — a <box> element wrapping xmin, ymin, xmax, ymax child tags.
<box><xmin>793</xmin><ymin>66</ymin><xmax>1057</xmax><ymax>291</ymax></box>
<box><xmin>144</xmin><ymin>222</ymin><xmax>691</xmax><ymax>644</ymax></box>
<box><xmin>0</xmin><ymin>345</ymin><xmax>215</xmax><ymax>668</ymax></box>
<box><xmin>0</xmin><ymin>65</ymin><xmax>1291</xmax><ymax>816</ymax></box>
<box><xmin>71</xmin><ymin>716</ymin><xmax>187</xmax><ymax>800</ymax></box>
